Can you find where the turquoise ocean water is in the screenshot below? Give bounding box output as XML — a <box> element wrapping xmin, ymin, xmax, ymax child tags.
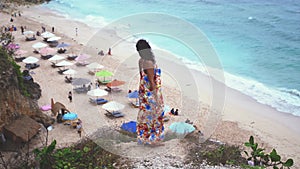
<box><xmin>43</xmin><ymin>0</ymin><xmax>300</xmax><ymax>116</ymax></box>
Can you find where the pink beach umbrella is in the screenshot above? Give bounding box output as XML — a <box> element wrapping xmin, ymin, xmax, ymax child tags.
<box><xmin>40</xmin><ymin>47</ymin><xmax>56</xmax><ymax>55</ymax></box>
<box><xmin>15</xmin><ymin>49</ymin><xmax>28</xmax><ymax>56</ymax></box>
<box><xmin>6</xmin><ymin>43</ymin><xmax>20</xmax><ymax>50</ymax></box>
<box><xmin>75</xmin><ymin>54</ymin><xmax>91</xmax><ymax>61</ymax></box>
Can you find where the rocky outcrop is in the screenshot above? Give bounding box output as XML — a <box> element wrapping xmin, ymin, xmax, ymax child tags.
<box><xmin>0</xmin><ymin>47</ymin><xmax>54</xmax><ymax>132</ymax></box>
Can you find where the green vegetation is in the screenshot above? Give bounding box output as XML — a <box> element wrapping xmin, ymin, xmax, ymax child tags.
<box><xmin>186</xmin><ymin>136</ymin><xmax>294</xmax><ymax>169</ymax></box>
<box><xmin>0</xmin><ymin>46</ymin><xmax>30</xmax><ymax>97</ymax></box>
<box><xmin>33</xmin><ymin>139</ymin><xmax>126</xmax><ymax>169</ymax></box>
<box><xmin>186</xmin><ymin>139</ymin><xmax>246</xmax><ymax>167</ymax></box>
<box><xmin>244</xmin><ymin>136</ymin><xmax>293</xmax><ymax>169</ymax></box>
<box><xmin>0</xmin><ymin>32</ymin><xmax>31</xmax><ymax>97</ymax></box>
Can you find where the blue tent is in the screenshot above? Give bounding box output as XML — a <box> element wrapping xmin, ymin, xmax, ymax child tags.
<box><xmin>121</xmin><ymin>121</ymin><xmax>137</xmax><ymax>133</ymax></box>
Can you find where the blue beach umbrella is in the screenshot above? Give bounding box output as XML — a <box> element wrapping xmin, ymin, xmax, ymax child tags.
<box><xmin>57</xmin><ymin>42</ymin><xmax>70</xmax><ymax>48</ymax></box>
<box><xmin>127</xmin><ymin>90</ymin><xmax>139</xmax><ymax>107</ymax></box>
<box><xmin>169</xmin><ymin>122</ymin><xmax>195</xmax><ymax>134</ymax></box>
<box><xmin>127</xmin><ymin>90</ymin><xmax>138</xmax><ymax>98</ymax></box>
<box><xmin>62</xmin><ymin>113</ymin><xmax>78</xmax><ymax>121</ymax></box>
<box><xmin>121</xmin><ymin>121</ymin><xmax>137</xmax><ymax>133</ymax></box>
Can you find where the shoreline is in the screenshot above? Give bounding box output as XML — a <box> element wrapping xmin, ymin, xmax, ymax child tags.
<box><xmin>1</xmin><ymin>4</ymin><xmax>300</xmax><ymax>167</ymax></box>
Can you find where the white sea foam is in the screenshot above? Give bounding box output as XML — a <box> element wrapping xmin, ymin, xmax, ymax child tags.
<box><xmin>43</xmin><ymin>0</ymin><xmax>300</xmax><ymax>117</ymax></box>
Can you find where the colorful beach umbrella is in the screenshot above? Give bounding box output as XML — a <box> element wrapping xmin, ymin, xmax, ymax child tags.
<box><xmin>48</xmin><ymin>54</ymin><xmax>64</xmax><ymax>62</ymax></box>
<box><xmin>6</xmin><ymin>43</ymin><xmax>20</xmax><ymax>50</ymax></box>
<box><xmin>95</xmin><ymin>70</ymin><xmax>114</xmax><ymax>77</ymax></box>
<box><xmin>23</xmin><ymin>30</ymin><xmax>34</xmax><ymax>36</ymax></box>
<box><xmin>47</xmin><ymin>36</ymin><xmax>61</xmax><ymax>42</ymax></box>
<box><xmin>41</xmin><ymin>31</ymin><xmax>55</xmax><ymax>38</ymax></box>
<box><xmin>102</xmin><ymin>101</ymin><xmax>125</xmax><ymax>111</ymax></box>
<box><xmin>22</xmin><ymin>56</ymin><xmax>39</xmax><ymax>64</ymax></box>
<box><xmin>87</xmin><ymin>88</ymin><xmax>108</xmax><ymax>97</ymax></box>
<box><xmin>169</xmin><ymin>122</ymin><xmax>195</xmax><ymax>134</ymax></box>
<box><xmin>127</xmin><ymin>90</ymin><xmax>138</xmax><ymax>98</ymax></box>
<box><xmin>106</xmin><ymin>79</ymin><xmax>125</xmax><ymax>88</ymax></box>
<box><xmin>57</xmin><ymin>42</ymin><xmax>70</xmax><ymax>48</ymax></box>
<box><xmin>56</xmin><ymin>60</ymin><xmax>73</xmax><ymax>67</ymax></box>
<box><xmin>71</xmin><ymin>78</ymin><xmax>90</xmax><ymax>86</ymax></box>
<box><xmin>86</xmin><ymin>62</ymin><xmax>104</xmax><ymax>70</ymax></box>
<box><xmin>40</xmin><ymin>47</ymin><xmax>56</xmax><ymax>55</ymax></box>
<box><xmin>121</xmin><ymin>121</ymin><xmax>137</xmax><ymax>133</ymax></box>
<box><xmin>75</xmin><ymin>53</ymin><xmax>91</xmax><ymax>61</ymax></box>
<box><xmin>32</xmin><ymin>42</ymin><xmax>47</xmax><ymax>49</ymax></box>
<box><xmin>63</xmin><ymin>69</ymin><xmax>77</xmax><ymax>76</ymax></box>
<box><xmin>15</xmin><ymin>49</ymin><xmax>28</xmax><ymax>56</ymax></box>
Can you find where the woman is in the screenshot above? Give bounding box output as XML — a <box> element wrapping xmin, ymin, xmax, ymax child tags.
<box><xmin>136</xmin><ymin>39</ymin><xmax>164</xmax><ymax>145</ymax></box>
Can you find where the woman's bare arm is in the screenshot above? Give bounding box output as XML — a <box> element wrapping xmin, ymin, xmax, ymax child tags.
<box><xmin>142</xmin><ymin>60</ymin><xmax>155</xmax><ymax>91</ymax></box>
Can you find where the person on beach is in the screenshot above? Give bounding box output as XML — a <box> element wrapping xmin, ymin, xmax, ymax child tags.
<box><xmin>98</xmin><ymin>50</ymin><xmax>104</xmax><ymax>56</ymax></box>
<box><xmin>20</xmin><ymin>26</ymin><xmax>24</xmax><ymax>35</ymax></box>
<box><xmin>76</xmin><ymin>121</ymin><xmax>83</xmax><ymax>137</ymax></box>
<box><xmin>136</xmin><ymin>39</ymin><xmax>164</xmax><ymax>146</ymax></box>
<box><xmin>75</xmin><ymin>27</ymin><xmax>78</xmax><ymax>36</ymax></box>
<box><xmin>52</xmin><ymin>26</ymin><xmax>55</xmax><ymax>32</ymax></box>
<box><xmin>68</xmin><ymin>91</ymin><xmax>72</xmax><ymax>102</ymax></box>
<box><xmin>108</xmin><ymin>48</ymin><xmax>112</xmax><ymax>55</ymax></box>
<box><xmin>42</xmin><ymin>26</ymin><xmax>45</xmax><ymax>32</ymax></box>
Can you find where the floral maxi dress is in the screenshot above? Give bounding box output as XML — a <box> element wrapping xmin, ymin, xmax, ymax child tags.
<box><xmin>137</xmin><ymin>66</ymin><xmax>164</xmax><ymax>145</ymax></box>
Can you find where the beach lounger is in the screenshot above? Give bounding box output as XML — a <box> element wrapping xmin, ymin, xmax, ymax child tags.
<box><xmin>105</xmin><ymin>87</ymin><xmax>122</xmax><ymax>93</ymax></box>
<box><xmin>105</xmin><ymin>110</ymin><xmax>124</xmax><ymax>118</ymax></box>
<box><xmin>58</xmin><ymin>67</ymin><xmax>69</xmax><ymax>74</ymax></box>
<box><xmin>25</xmin><ymin>63</ymin><xmax>40</xmax><ymax>69</ymax></box>
<box><xmin>23</xmin><ymin>75</ymin><xmax>33</xmax><ymax>81</ymax></box>
<box><xmin>33</xmin><ymin>49</ymin><xmax>39</xmax><ymax>54</ymax></box>
<box><xmin>25</xmin><ymin>37</ymin><xmax>36</xmax><ymax>41</ymax></box>
<box><xmin>15</xmin><ymin>56</ymin><xmax>26</xmax><ymax>62</ymax></box>
<box><xmin>65</xmin><ymin>76</ymin><xmax>73</xmax><ymax>83</ymax></box>
<box><xmin>41</xmin><ymin>54</ymin><xmax>53</xmax><ymax>60</ymax></box>
<box><xmin>67</xmin><ymin>55</ymin><xmax>77</xmax><ymax>60</ymax></box>
<box><xmin>88</xmin><ymin>70</ymin><xmax>95</xmax><ymax>75</ymax></box>
<box><xmin>49</xmin><ymin>41</ymin><xmax>58</xmax><ymax>47</ymax></box>
<box><xmin>89</xmin><ymin>98</ymin><xmax>108</xmax><ymax>105</ymax></box>
<box><xmin>130</xmin><ymin>101</ymin><xmax>140</xmax><ymax>108</ymax></box>
<box><xmin>57</xmin><ymin>48</ymin><xmax>67</xmax><ymax>54</ymax></box>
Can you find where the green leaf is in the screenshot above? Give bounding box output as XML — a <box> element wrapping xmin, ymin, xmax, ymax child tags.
<box><xmin>46</xmin><ymin>140</ymin><xmax>57</xmax><ymax>154</ymax></box>
<box><xmin>83</xmin><ymin>146</ymin><xmax>91</xmax><ymax>153</ymax></box>
<box><xmin>283</xmin><ymin>159</ymin><xmax>294</xmax><ymax>167</ymax></box>
<box><xmin>245</xmin><ymin>142</ymin><xmax>251</xmax><ymax>147</ymax></box>
<box><xmin>270</xmin><ymin>149</ymin><xmax>281</xmax><ymax>162</ymax></box>
<box><xmin>249</xmin><ymin>136</ymin><xmax>254</xmax><ymax>145</ymax></box>
<box><xmin>252</xmin><ymin>143</ymin><xmax>258</xmax><ymax>151</ymax></box>
<box><xmin>273</xmin><ymin>166</ymin><xmax>279</xmax><ymax>169</ymax></box>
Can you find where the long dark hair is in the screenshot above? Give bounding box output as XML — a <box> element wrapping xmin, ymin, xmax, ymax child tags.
<box><xmin>136</xmin><ymin>39</ymin><xmax>156</xmax><ymax>63</ymax></box>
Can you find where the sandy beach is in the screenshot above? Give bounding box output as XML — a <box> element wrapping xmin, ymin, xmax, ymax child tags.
<box><xmin>1</xmin><ymin>4</ymin><xmax>300</xmax><ymax>167</ymax></box>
